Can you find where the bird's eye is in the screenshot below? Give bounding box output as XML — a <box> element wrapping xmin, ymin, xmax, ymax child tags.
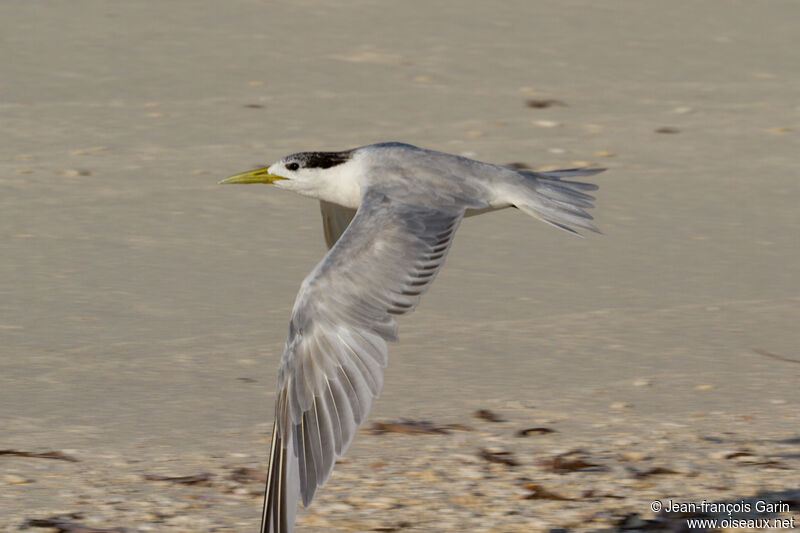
<box><xmin>286</xmin><ymin>162</ymin><xmax>300</xmax><ymax>171</ymax></box>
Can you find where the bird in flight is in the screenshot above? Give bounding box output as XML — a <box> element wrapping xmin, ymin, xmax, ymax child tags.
<box><xmin>221</xmin><ymin>142</ymin><xmax>602</xmax><ymax>533</ymax></box>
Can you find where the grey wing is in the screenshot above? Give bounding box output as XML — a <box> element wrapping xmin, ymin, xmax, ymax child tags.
<box><xmin>319</xmin><ymin>200</ymin><xmax>357</xmax><ymax>249</ymax></box>
<box><xmin>263</xmin><ymin>188</ymin><xmax>464</xmax><ymax>532</ymax></box>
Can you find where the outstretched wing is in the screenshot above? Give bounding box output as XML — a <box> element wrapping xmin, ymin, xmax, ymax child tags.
<box><xmin>319</xmin><ymin>200</ymin><xmax>357</xmax><ymax>249</ymax></box>
<box><xmin>263</xmin><ymin>188</ymin><xmax>464</xmax><ymax>533</ymax></box>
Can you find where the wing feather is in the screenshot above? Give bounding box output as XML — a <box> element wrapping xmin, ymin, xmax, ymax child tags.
<box><xmin>320</xmin><ymin>200</ymin><xmax>358</xmax><ymax>249</ymax></box>
<box><xmin>263</xmin><ymin>188</ymin><xmax>464</xmax><ymax>532</ymax></box>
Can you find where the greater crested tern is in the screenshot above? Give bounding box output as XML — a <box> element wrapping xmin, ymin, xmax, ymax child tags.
<box><xmin>221</xmin><ymin>142</ymin><xmax>603</xmax><ymax>533</ymax></box>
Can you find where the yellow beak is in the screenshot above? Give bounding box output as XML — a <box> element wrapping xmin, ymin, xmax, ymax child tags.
<box><xmin>219</xmin><ymin>167</ymin><xmax>287</xmax><ymax>184</ymax></box>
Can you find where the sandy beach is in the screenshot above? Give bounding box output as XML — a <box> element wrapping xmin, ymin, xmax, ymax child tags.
<box><xmin>1</xmin><ymin>0</ymin><xmax>798</xmax><ymax>531</ymax></box>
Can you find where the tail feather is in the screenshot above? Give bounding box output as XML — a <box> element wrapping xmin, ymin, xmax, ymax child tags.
<box><xmin>533</xmin><ymin>167</ymin><xmax>604</xmax><ymax>183</ymax></box>
<box><xmin>512</xmin><ymin>168</ymin><xmax>604</xmax><ymax>236</ymax></box>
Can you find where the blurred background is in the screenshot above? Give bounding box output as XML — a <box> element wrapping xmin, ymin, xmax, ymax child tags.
<box><xmin>1</xmin><ymin>0</ymin><xmax>798</xmax><ymax>531</ymax></box>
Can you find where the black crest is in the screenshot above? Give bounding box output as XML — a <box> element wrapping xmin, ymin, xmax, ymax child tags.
<box><xmin>294</xmin><ymin>150</ymin><xmax>353</xmax><ymax>169</ymax></box>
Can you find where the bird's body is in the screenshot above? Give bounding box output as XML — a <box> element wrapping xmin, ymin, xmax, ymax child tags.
<box><xmin>221</xmin><ymin>143</ymin><xmax>603</xmax><ymax>533</ymax></box>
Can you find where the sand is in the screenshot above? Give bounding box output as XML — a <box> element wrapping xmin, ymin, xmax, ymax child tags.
<box><xmin>1</xmin><ymin>0</ymin><xmax>798</xmax><ymax>531</ymax></box>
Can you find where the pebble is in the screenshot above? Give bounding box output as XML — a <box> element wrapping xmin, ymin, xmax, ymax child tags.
<box><xmin>318</xmin><ymin>502</ymin><xmax>353</xmax><ymax>513</ymax></box>
<box><xmin>2</xmin><ymin>474</ymin><xmax>28</xmax><ymax>484</ymax></box>
<box><xmin>534</xmin><ymin>120</ymin><xmax>561</xmax><ymax>128</ymax></box>
<box><xmin>61</xmin><ymin>169</ymin><xmax>92</xmax><ymax>177</ymax></box>
<box><xmin>369</xmin><ymin>497</ymin><xmax>400</xmax><ymax>510</ymax></box>
<box><xmin>619</xmin><ymin>451</ymin><xmax>647</xmax><ymax>462</ymax></box>
<box><xmin>457</xmin><ymin>467</ymin><xmax>484</xmax><ymax>480</ymax></box>
<box><xmin>70</xmin><ymin>146</ymin><xmax>107</xmax><ymax>155</ymax></box>
<box><xmin>582</xmin><ymin>123</ymin><xmax>605</xmax><ymax>133</ymax></box>
<box><xmin>450</xmin><ymin>493</ymin><xmax>482</xmax><ymax>506</ymax></box>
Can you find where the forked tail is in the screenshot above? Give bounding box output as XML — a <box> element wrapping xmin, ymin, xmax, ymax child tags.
<box><xmin>511</xmin><ymin>167</ymin><xmax>604</xmax><ymax>236</ymax></box>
